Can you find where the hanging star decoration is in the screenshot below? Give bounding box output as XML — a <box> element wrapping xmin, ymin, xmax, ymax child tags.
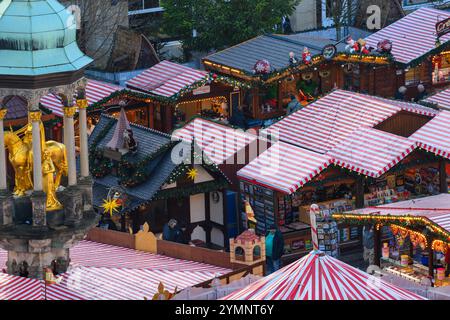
<box><xmin>186</xmin><ymin>168</ymin><xmax>198</xmax><ymax>181</ymax></box>
<box><xmin>101</xmin><ymin>198</ymin><xmax>121</xmax><ymax>217</ymax></box>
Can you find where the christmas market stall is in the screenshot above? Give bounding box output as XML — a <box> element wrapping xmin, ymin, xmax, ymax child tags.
<box><xmin>89</xmin><ymin>60</ymin><xmax>249</xmax><ymax>134</ymax></box>
<box><xmin>223</xmin><ymin>206</ymin><xmax>425</xmax><ymax>300</ymax></box>
<box><xmin>202</xmin><ymin>34</ymin><xmax>338</xmax><ymax>126</ymax></box>
<box><xmin>89</xmin><ymin>111</ymin><xmax>233</xmax><ymax>249</ymax></box>
<box><xmin>223</xmin><ymin>250</ymin><xmax>425</xmax><ymax>300</ymax></box>
<box><xmin>239</xmin><ymin>89</ymin><xmax>450</xmax><ymax>258</ymax></box>
<box><xmin>173</xmin><ymin>117</ymin><xmax>264</xmax><ymax>188</ymax></box>
<box><xmin>333</xmin><ymin>194</ymin><xmax>450</xmax><ymax>289</ymax></box>
<box><xmin>38</xmin><ymin>79</ymin><xmax>122</xmax><ymax>141</ymax></box>
<box><xmin>237</xmin><ymin>141</ymin><xmax>339</xmax><ymax>263</ymax></box>
<box><xmin>364</xmin><ymin>7</ymin><xmax>450</xmax><ymax>99</ymax></box>
<box><xmin>422</xmin><ymin>86</ymin><xmax>450</xmax><ymax>110</ymax></box>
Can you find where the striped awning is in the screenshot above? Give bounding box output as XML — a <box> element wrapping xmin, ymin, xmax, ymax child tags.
<box><xmin>423</xmin><ymin>88</ymin><xmax>450</xmax><ymax>110</ymax></box>
<box><xmin>263</xmin><ymin>90</ymin><xmax>437</xmax><ymax>154</ymax></box>
<box><xmin>237</xmin><ymin>142</ymin><xmax>333</xmax><ymax>194</ymax></box>
<box><xmin>411</xmin><ymin>110</ymin><xmax>450</xmax><ymax>159</ymax></box>
<box><xmin>223</xmin><ymin>251</ymin><xmax>425</xmax><ymax>300</ymax></box>
<box><xmin>338</xmin><ymin>194</ymin><xmax>450</xmax><ymax>237</ymax></box>
<box><xmin>40</xmin><ymin>80</ymin><xmax>121</xmax><ymax>117</ymax></box>
<box><xmin>0</xmin><ymin>273</ymin><xmax>43</xmax><ymax>300</ymax></box>
<box><xmin>126</xmin><ymin>60</ymin><xmax>208</xmax><ymax>98</ymax></box>
<box><xmin>0</xmin><ymin>241</ymin><xmax>230</xmax><ymax>300</ymax></box>
<box><xmin>365</xmin><ymin>7</ymin><xmax>450</xmax><ymax>65</ymax></box>
<box><xmin>173</xmin><ymin>118</ymin><xmax>258</xmax><ymax>165</ymax></box>
<box><xmin>45</xmin><ymin>266</ymin><xmax>223</xmax><ymax>301</ymax></box>
<box><xmin>329</xmin><ymin>127</ymin><xmax>418</xmax><ymax>178</ymax></box>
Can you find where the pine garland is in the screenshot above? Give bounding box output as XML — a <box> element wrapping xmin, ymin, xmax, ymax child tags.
<box><xmin>152</xmin><ymin>179</ymin><xmax>228</xmax><ymax>201</ymax></box>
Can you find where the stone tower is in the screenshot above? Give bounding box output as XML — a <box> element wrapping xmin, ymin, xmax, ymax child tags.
<box><xmin>0</xmin><ymin>0</ymin><xmax>98</xmax><ymax>279</ymax></box>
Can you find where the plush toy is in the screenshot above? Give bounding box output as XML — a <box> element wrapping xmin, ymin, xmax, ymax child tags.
<box><xmin>377</xmin><ymin>39</ymin><xmax>393</xmax><ymax>54</ymax></box>
<box><xmin>302</xmin><ymin>47</ymin><xmax>312</xmax><ymax>64</ymax></box>
<box><xmin>289</xmin><ymin>51</ymin><xmax>298</xmax><ymax>65</ymax></box>
<box><xmin>345</xmin><ymin>36</ymin><xmax>358</xmax><ymax>53</ymax></box>
<box><xmin>357</xmin><ymin>38</ymin><xmax>370</xmax><ymax>54</ymax></box>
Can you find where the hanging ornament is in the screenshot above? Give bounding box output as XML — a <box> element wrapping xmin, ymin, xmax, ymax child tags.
<box><xmin>101</xmin><ymin>198</ymin><xmax>121</xmax><ymax>217</ymax></box>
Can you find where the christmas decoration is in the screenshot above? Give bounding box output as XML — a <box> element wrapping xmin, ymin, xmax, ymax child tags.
<box><xmin>289</xmin><ymin>52</ymin><xmax>298</xmax><ymax>65</ymax></box>
<box><xmin>253</xmin><ymin>59</ymin><xmax>271</xmax><ymax>74</ymax></box>
<box><xmin>377</xmin><ymin>39</ymin><xmax>393</xmax><ymax>54</ymax></box>
<box><xmin>186</xmin><ymin>168</ymin><xmax>198</xmax><ymax>181</ymax></box>
<box><xmin>302</xmin><ymin>47</ymin><xmax>312</xmax><ymax>64</ymax></box>
<box><xmin>101</xmin><ymin>198</ymin><xmax>121</xmax><ymax>217</ymax></box>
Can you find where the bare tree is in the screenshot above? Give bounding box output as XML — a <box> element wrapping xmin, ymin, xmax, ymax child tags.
<box><xmin>325</xmin><ymin>0</ymin><xmax>360</xmax><ymax>41</ymax></box>
<box><xmin>62</xmin><ymin>0</ymin><xmax>129</xmax><ymax>70</ymax></box>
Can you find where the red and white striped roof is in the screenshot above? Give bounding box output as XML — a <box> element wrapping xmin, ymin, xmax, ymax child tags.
<box><xmin>237</xmin><ymin>142</ymin><xmax>333</xmax><ymax>194</ymax></box>
<box><xmin>264</xmin><ymin>90</ymin><xmax>437</xmax><ymax>154</ymax></box>
<box><xmin>40</xmin><ymin>79</ymin><xmax>122</xmax><ymax>117</ymax></box>
<box><xmin>423</xmin><ymin>87</ymin><xmax>450</xmax><ymax>110</ymax></box>
<box><xmin>173</xmin><ymin>118</ymin><xmax>258</xmax><ymax>165</ymax></box>
<box><xmin>126</xmin><ymin>60</ymin><xmax>208</xmax><ymax>97</ymax></box>
<box><xmin>0</xmin><ymin>273</ymin><xmax>43</xmax><ymax>300</ymax></box>
<box><xmin>343</xmin><ymin>194</ymin><xmax>450</xmax><ymax>236</ymax></box>
<box><xmin>0</xmin><ymin>241</ymin><xmax>230</xmax><ymax>300</ymax></box>
<box><xmin>365</xmin><ymin>8</ymin><xmax>450</xmax><ymax>65</ymax></box>
<box><xmin>329</xmin><ymin>127</ymin><xmax>418</xmax><ymax>178</ymax></box>
<box><xmin>223</xmin><ymin>251</ymin><xmax>425</xmax><ymax>300</ymax></box>
<box><xmin>47</xmin><ymin>266</ymin><xmax>224</xmax><ymax>300</ymax></box>
<box><xmin>411</xmin><ymin>110</ymin><xmax>450</xmax><ymax>159</ymax></box>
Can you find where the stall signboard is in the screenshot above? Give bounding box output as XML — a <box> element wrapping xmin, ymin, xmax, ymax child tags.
<box><xmin>436</xmin><ymin>17</ymin><xmax>450</xmax><ymax>38</ymax></box>
<box><xmin>193</xmin><ymin>85</ymin><xmax>211</xmax><ymax>95</ymax></box>
<box><xmin>322</xmin><ymin>44</ymin><xmax>337</xmax><ymax>60</ymax></box>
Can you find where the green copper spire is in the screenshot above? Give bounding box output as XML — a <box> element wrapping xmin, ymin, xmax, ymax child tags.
<box><xmin>0</xmin><ymin>0</ymin><xmax>93</xmax><ymax>76</ymax></box>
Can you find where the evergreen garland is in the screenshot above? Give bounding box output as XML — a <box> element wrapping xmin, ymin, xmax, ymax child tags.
<box><xmin>152</xmin><ymin>179</ymin><xmax>228</xmax><ymax>201</ymax></box>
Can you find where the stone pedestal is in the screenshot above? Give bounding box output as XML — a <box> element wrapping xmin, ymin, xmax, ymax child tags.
<box><xmin>0</xmin><ymin>190</ymin><xmax>14</xmax><ymax>225</ymax></box>
<box><xmin>31</xmin><ymin>191</ymin><xmax>47</xmax><ymax>227</ymax></box>
<box><xmin>63</xmin><ymin>186</ymin><xmax>83</xmax><ymax>226</ymax></box>
<box><xmin>6</xmin><ymin>239</ymin><xmax>70</xmax><ymax>279</ymax></box>
<box><xmin>78</xmin><ymin>176</ymin><xmax>93</xmax><ymax>211</ymax></box>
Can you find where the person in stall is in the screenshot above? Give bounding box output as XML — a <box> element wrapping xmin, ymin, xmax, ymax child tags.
<box><xmin>414</xmin><ymin>84</ymin><xmax>427</xmax><ymax>102</ymax></box>
<box><xmin>286</xmin><ymin>94</ymin><xmax>302</xmax><ymax>115</ymax></box>
<box><xmin>265</xmin><ymin>225</ymin><xmax>285</xmax><ymax>275</ymax></box>
<box><xmin>395</xmin><ymin>86</ymin><xmax>407</xmax><ymax>101</ymax></box>
<box><xmin>363</xmin><ymin>226</ymin><xmax>375</xmax><ymax>266</ymax></box>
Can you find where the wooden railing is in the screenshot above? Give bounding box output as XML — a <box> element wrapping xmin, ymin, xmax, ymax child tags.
<box><xmin>86</xmin><ymin>227</ymin><xmax>261</xmax><ymax>271</ymax></box>
<box><xmin>192</xmin><ymin>261</ymin><xmax>265</xmax><ymax>289</ymax></box>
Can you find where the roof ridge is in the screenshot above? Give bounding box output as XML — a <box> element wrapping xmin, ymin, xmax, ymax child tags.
<box><xmin>266</xmin><ymin>34</ymin><xmax>324</xmax><ymax>51</ymax></box>
<box><xmin>99</xmin><ymin>113</ymin><xmax>175</xmax><ymax>140</ymax></box>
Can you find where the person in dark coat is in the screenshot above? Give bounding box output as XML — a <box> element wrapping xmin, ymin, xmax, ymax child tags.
<box><xmin>162</xmin><ymin>219</ymin><xmax>184</xmax><ymax>244</ymax></box>
<box><xmin>265</xmin><ymin>225</ymin><xmax>285</xmax><ymax>275</ymax></box>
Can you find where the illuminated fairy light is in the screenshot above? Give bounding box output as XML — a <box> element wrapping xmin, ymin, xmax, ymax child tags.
<box><xmin>333</xmin><ymin>213</ymin><xmax>450</xmax><ymax>240</ymax></box>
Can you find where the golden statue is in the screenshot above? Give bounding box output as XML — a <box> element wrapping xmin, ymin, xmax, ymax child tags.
<box><xmin>42</xmin><ymin>149</ymin><xmax>62</xmax><ymax>210</ymax></box>
<box><xmin>4</xmin><ymin>119</ymin><xmax>68</xmax><ymax>211</ymax></box>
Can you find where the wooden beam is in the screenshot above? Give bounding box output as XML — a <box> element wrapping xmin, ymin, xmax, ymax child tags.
<box><xmin>439</xmin><ymin>158</ymin><xmax>448</xmax><ymax>194</ymax></box>
<box><xmin>355</xmin><ymin>175</ymin><xmax>365</xmax><ymax>209</ymax></box>
<box><xmin>374</xmin><ymin>225</ymin><xmax>381</xmax><ymax>267</ymax></box>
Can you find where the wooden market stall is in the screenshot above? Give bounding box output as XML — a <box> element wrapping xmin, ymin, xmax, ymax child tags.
<box><xmin>89</xmin><ymin>113</ymin><xmax>232</xmax><ymax>249</ymax></box>
<box><xmin>235</xmin><ymin>89</ymin><xmax>450</xmax><ymax>262</ymax></box>
<box><xmin>202</xmin><ymin>30</ymin><xmax>379</xmax><ymax>127</ymax></box>
<box><xmin>90</xmin><ymin>61</ymin><xmax>248</xmax><ymax>134</ymax></box>
<box><xmin>364</xmin><ymin>7</ymin><xmax>450</xmax><ymax>99</ymax></box>
<box><xmin>333</xmin><ymin>194</ymin><xmax>450</xmax><ymax>288</ymax></box>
